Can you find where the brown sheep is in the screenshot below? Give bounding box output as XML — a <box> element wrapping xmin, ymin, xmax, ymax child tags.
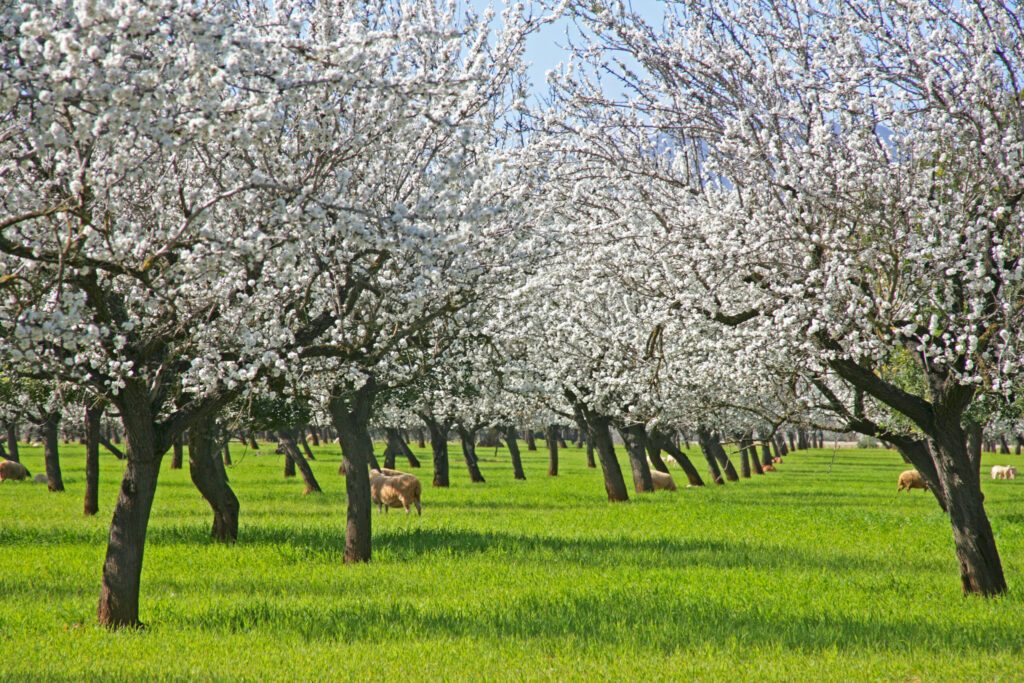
<box><xmin>0</xmin><ymin>459</ymin><xmax>30</xmax><ymax>481</ymax></box>
<box><xmin>650</xmin><ymin>469</ymin><xmax>677</xmax><ymax>491</ymax></box>
<box><xmin>772</xmin><ymin>456</ymin><xmax>783</xmax><ymax>464</ymax></box>
<box><xmin>897</xmin><ymin>469</ymin><xmax>928</xmax><ymax>494</ymax></box>
<box><xmin>762</xmin><ymin>464</ymin><xmax>775</xmax><ymax>472</ymax></box>
<box><xmin>33</xmin><ymin>473</ymin><xmax>48</xmax><ymax>484</ymax></box>
<box><xmin>370</xmin><ymin>468</ymin><xmax>422</xmax><ymax>515</ymax></box>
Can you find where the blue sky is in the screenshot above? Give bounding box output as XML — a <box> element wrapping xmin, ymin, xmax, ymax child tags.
<box><xmin>462</xmin><ymin>1</ymin><xmax>666</xmax><ymax>96</ymax></box>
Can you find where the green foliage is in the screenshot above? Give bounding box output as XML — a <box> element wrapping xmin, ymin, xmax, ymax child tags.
<box><xmin>1</xmin><ymin>443</ymin><xmax>1023</xmax><ymax>681</ymax></box>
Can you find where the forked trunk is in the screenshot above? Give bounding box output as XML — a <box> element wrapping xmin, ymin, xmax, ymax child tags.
<box><xmin>584</xmin><ymin>413</ymin><xmax>629</xmax><ymax>501</ymax></box>
<box><xmin>458</xmin><ymin>425</ymin><xmax>486</xmax><ymax>483</ymax></box>
<box><xmin>84</xmin><ymin>403</ymin><xmax>102</xmax><ymax>516</ymax></box>
<box><xmin>618</xmin><ymin>424</ymin><xmax>654</xmax><ymax>493</ymax></box>
<box><xmin>545</xmin><ymin>424</ymin><xmax>559</xmax><ymax>476</ymax></box>
<box><xmin>329</xmin><ymin>381</ymin><xmax>377</xmax><ymax>564</ymax></box>
<box><xmin>503</xmin><ymin>425</ymin><xmax>526</xmax><ymax>480</ymax></box>
<box><xmin>189</xmin><ymin>414</ymin><xmax>240</xmax><ymax>543</ymax></box>
<box><xmin>42</xmin><ymin>411</ymin><xmax>64</xmax><ymax>492</ymax></box>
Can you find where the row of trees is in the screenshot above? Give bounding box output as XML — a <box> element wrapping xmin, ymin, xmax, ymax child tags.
<box><xmin>2</xmin><ymin>0</ymin><xmax>1021</xmax><ymax>626</ymax></box>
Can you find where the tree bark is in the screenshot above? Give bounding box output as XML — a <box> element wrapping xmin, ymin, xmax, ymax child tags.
<box><xmin>568</xmin><ymin>394</ymin><xmax>628</xmax><ymax>501</ymax></box>
<box><xmin>545</xmin><ymin>424</ymin><xmax>559</xmax><ymax>476</ymax></box>
<box><xmin>458</xmin><ymin>425</ymin><xmax>486</xmax><ymax>483</ymax></box>
<box><xmin>931</xmin><ymin>421</ymin><xmax>1006</xmax><ymax>595</ymax></box>
<box><xmin>97</xmin><ymin>385</ymin><xmax>162</xmax><ymax>629</ymax></box>
<box><xmin>421</xmin><ymin>415</ymin><xmax>451</xmax><ymax>487</ymax></box>
<box><xmin>4</xmin><ymin>423</ymin><xmax>19</xmax><ymax>463</ymax></box>
<box><xmin>222</xmin><ymin>441</ymin><xmax>232</xmax><ymax>466</ymax></box>
<box><xmin>646</xmin><ymin>440</ymin><xmax>670</xmax><ymax>473</ymax></box>
<box><xmin>170</xmin><ymin>434</ymin><xmax>184</xmax><ymax>469</ymax></box>
<box><xmin>739</xmin><ymin>440</ymin><xmax>751</xmax><ymax>478</ymax></box>
<box><xmin>760</xmin><ymin>438</ymin><xmax>773</xmax><ymax>467</ymax></box>
<box><xmin>1016</xmin><ymin>434</ymin><xmax>1023</xmax><ymax>456</ymax></box>
<box><xmin>299</xmin><ymin>432</ymin><xmax>315</xmax><ymax>460</ymax></box>
<box><xmin>618</xmin><ymin>423</ymin><xmax>654</xmax><ymax>493</ymax></box>
<box><xmin>696</xmin><ymin>427</ymin><xmax>725</xmax><ymax>484</ymax></box>
<box><xmin>745</xmin><ymin>436</ymin><xmax>763</xmax><ymax>475</ymax></box>
<box><xmin>100</xmin><ymin>434</ymin><xmax>126</xmax><ymax>460</ymax></box>
<box><xmin>524</xmin><ymin>428</ymin><xmax>537</xmax><ymax>451</ymax></box>
<box><xmin>277</xmin><ymin>429</ymin><xmax>322</xmax><ymax>494</ymax></box>
<box><xmin>189</xmin><ymin>414</ymin><xmax>239</xmax><ymax>543</ymax></box>
<box><xmin>283</xmin><ymin>445</ymin><xmax>296</xmax><ymax>477</ymax></box>
<box><xmin>42</xmin><ymin>411</ymin><xmax>64</xmax><ymax>492</ymax></box>
<box><xmin>503</xmin><ymin>425</ymin><xmax>526</xmax><ymax>480</ymax></box>
<box><xmin>654</xmin><ymin>431</ymin><xmax>704</xmax><ymax>486</ymax></box>
<box><xmin>998</xmin><ymin>434</ymin><xmax>1010</xmax><ymax>455</ymax></box>
<box><xmin>329</xmin><ymin>380</ymin><xmax>378</xmax><ymax>564</ymax></box>
<box><xmin>308</xmin><ymin>427</ymin><xmax>320</xmax><ymax>447</ymax></box>
<box><xmin>84</xmin><ymin>403</ymin><xmax>102</xmax><ymax>516</ymax></box>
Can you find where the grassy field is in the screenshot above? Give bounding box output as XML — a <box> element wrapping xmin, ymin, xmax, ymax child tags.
<box><xmin>1</xmin><ymin>440</ymin><xmax>1023</xmax><ymax>682</ymax></box>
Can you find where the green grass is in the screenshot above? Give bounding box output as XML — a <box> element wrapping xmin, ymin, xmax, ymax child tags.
<box><xmin>2</xmin><ymin>441</ymin><xmax>1023</xmax><ymax>682</ymax></box>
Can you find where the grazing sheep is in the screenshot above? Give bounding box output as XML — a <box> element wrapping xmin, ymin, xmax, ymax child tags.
<box><xmin>0</xmin><ymin>459</ymin><xmax>30</xmax><ymax>481</ymax></box>
<box><xmin>762</xmin><ymin>464</ymin><xmax>776</xmax><ymax>472</ymax></box>
<box><xmin>650</xmin><ymin>469</ymin><xmax>677</xmax><ymax>491</ymax></box>
<box><xmin>991</xmin><ymin>465</ymin><xmax>1017</xmax><ymax>480</ymax></box>
<box><xmin>897</xmin><ymin>469</ymin><xmax>928</xmax><ymax>493</ymax></box>
<box><xmin>369</xmin><ymin>468</ymin><xmax>422</xmax><ymax>515</ymax></box>
<box><xmin>33</xmin><ymin>473</ymin><xmax>48</xmax><ymax>484</ymax></box>
<box><xmin>772</xmin><ymin>456</ymin><xmax>783</xmax><ymax>464</ymax></box>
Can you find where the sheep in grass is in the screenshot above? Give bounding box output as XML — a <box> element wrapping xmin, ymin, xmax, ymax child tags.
<box><xmin>0</xmin><ymin>459</ymin><xmax>30</xmax><ymax>481</ymax></box>
<box><xmin>33</xmin><ymin>473</ymin><xmax>48</xmax><ymax>484</ymax></box>
<box><xmin>896</xmin><ymin>469</ymin><xmax>928</xmax><ymax>494</ymax></box>
<box><xmin>370</xmin><ymin>468</ymin><xmax>422</xmax><ymax>515</ymax></box>
<box><xmin>991</xmin><ymin>465</ymin><xmax>1017</xmax><ymax>480</ymax></box>
<box><xmin>650</xmin><ymin>469</ymin><xmax>677</xmax><ymax>491</ymax></box>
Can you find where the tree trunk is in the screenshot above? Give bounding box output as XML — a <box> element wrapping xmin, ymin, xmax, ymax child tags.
<box><xmin>998</xmin><ymin>434</ymin><xmax>1010</xmax><ymax>455</ymax></box>
<box><xmin>787</xmin><ymin>432</ymin><xmax>796</xmax><ymax>451</ymax></box>
<box><xmin>965</xmin><ymin>421</ymin><xmax>983</xmax><ymax>470</ymax></box>
<box><xmin>329</xmin><ymin>381</ymin><xmax>378</xmax><ymax>564</ymax></box>
<box><xmin>416</xmin><ymin>428</ymin><xmax>426</xmax><ymax>449</ymax></box>
<box><xmin>524</xmin><ymin>428</ymin><xmax>537</xmax><ymax>451</ymax></box>
<box><xmin>396</xmin><ymin>432</ymin><xmax>421</xmax><ymax>468</ymax></box>
<box><xmin>618</xmin><ymin>424</ymin><xmax>654</xmax><ymax>493</ymax></box>
<box><xmin>422</xmin><ymin>416</ymin><xmax>451</xmax><ymax>487</ymax></box>
<box><xmin>654</xmin><ymin>431</ymin><xmax>704</xmax><ymax>486</ymax></box>
<box><xmin>760</xmin><ymin>438</ymin><xmax>773</xmax><ymax>467</ymax></box>
<box><xmin>4</xmin><ymin>423</ymin><xmax>19</xmax><ymax>463</ymax></box>
<box><xmin>97</xmin><ymin>387</ymin><xmax>162</xmax><ymax>629</ymax></box>
<box><xmin>930</xmin><ymin>422</ymin><xmax>1006</xmax><ymax>595</ymax></box>
<box><xmin>1016</xmin><ymin>434</ymin><xmax>1023</xmax><ymax>456</ymax></box>
<box><xmin>556</xmin><ymin>429</ymin><xmax>568</xmax><ymax>449</ymax></box>
<box><xmin>277</xmin><ymin>430</ymin><xmax>322</xmax><ymax>494</ymax></box>
<box><xmin>503</xmin><ymin>425</ymin><xmax>526</xmax><ymax>480</ymax></box>
<box><xmin>777</xmin><ymin>434</ymin><xmax>789</xmax><ymax>456</ymax></box>
<box><xmin>746</xmin><ymin>436</ymin><xmax>764</xmax><ymax>475</ymax></box>
<box><xmin>299</xmin><ymin>432</ymin><xmax>315</xmax><ymax>460</ymax></box>
<box><xmin>891</xmin><ymin>437</ymin><xmax>948</xmax><ymax>513</ymax></box>
<box><xmin>84</xmin><ymin>403</ymin><xmax>102</xmax><ymax>516</ymax></box>
<box><xmin>739</xmin><ymin>440</ymin><xmax>751</xmax><ymax>478</ymax></box>
<box><xmin>545</xmin><ymin>424</ymin><xmax>559</xmax><ymax>476</ymax></box>
<box><xmin>309</xmin><ymin>427</ymin><xmax>320</xmax><ymax>447</ymax></box>
<box><xmin>574</xmin><ymin>414</ymin><xmax>596</xmax><ymax>468</ymax></box>
<box><xmin>646</xmin><ymin>440</ymin><xmax>670</xmax><ymax>474</ymax></box>
<box><xmin>284</xmin><ymin>447</ymin><xmax>296</xmax><ymax>477</ymax></box>
<box><xmin>581</xmin><ymin>411</ymin><xmax>629</xmax><ymax>501</ymax></box>
<box><xmin>100</xmin><ymin>434</ymin><xmax>126</xmax><ymax>460</ymax></box>
<box><xmin>696</xmin><ymin>427</ymin><xmax>725</xmax><ymax>484</ymax></box>
<box><xmin>458</xmin><ymin>425</ymin><xmax>486</xmax><ymax>483</ymax></box>
<box><xmin>222</xmin><ymin>441</ymin><xmax>232</xmax><ymax>466</ymax></box>
<box><xmin>383</xmin><ymin>435</ymin><xmax>398</xmax><ymax>469</ymax></box>
<box><xmin>42</xmin><ymin>411</ymin><xmax>64</xmax><ymax>492</ymax></box>
<box><xmin>170</xmin><ymin>434</ymin><xmax>184</xmax><ymax>469</ymax></box>
<box><xmin>189</xmin><ymin>414</ymin><xmax>239</xmax><ymax>543</ymax></box>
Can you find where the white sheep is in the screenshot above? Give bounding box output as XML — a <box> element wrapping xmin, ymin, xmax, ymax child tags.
<box><xmin>370</xmin><ymin>468</ymin><xmax>422</xmax><ymax>515</ymax></box>
<box><xmin>991</xmin><ymin>465</ymin><xmax>1017</xmax><ymax>480</ymax></box>
<box><xmin>650</xmin><ymin>469</ymin><xmax>677</xmax><ymax>491</ymax></box>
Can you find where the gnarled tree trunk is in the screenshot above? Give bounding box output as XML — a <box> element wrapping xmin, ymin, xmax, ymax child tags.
<box><xmin>646</xmin><ymin>440</ymin><xmax>670</xmax><ymax>474</ymax></box>
<box><xmin>654</xmin><ymin>431</ymin><xmax>704</xmax><ymax>486</ymax></box>
<box><xmin>618</xmin><ymin>423</ymin><xmax>654</xmax><ymax>493</ymax></box>
<box><xmin>457</xmin><ymin>425</ymin><xmax>486</xmax><ymax>483</ymax></box>
<box><xmin>545</xmin><ymin>424</ymin><xmax>559</xmax><ymax>476</ymax></box>
<box><xmin>523</xmin><ymin>428</ymin><xmax>537</xmax><ymax>451</ymax></box>
<box><xmin>277</xmin><ymin>429</ymin><xmax>322</xmax><ymax>494</ymax></box>
<box><xmin>4</xmin><ymin>423</ymin><xmax>19</xmax><ymax>463</ymax></box>
<box><xmin>422</xmin><ymin>415</ymin><xmax>451</xmax><ymax>487</ymax></box>
<box><xmin>189</xmin><ymin>414</ymin><xmax>240</xmax><ymax>543</ymax></box>
<box><xmin>503</xmin><ymin>425</ymin><xmax>526</xmax><ymax>480</ymax></box>
<box><xmin>696</xmin><ymin>427</ymin><xmax>725</xmax><ymax>484</ymax></box>
<box><xmin>329</xmin><ymin>380</ymin><xmax>378</xmax><ymax>564</ymax></box>
<box><xmin>170</xmin><ymin>434</ymin><xmax>184</xmax><ymax>469</ymax></box>
<box><xmin>42</xmin><ymin>411</ymin><xmax>64</xmax><ymax>492</ymax></box>
<box><xmin>84</xmin><ymin>402</ymin><xmax>102</xmax><ymax>516</ymax></box>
